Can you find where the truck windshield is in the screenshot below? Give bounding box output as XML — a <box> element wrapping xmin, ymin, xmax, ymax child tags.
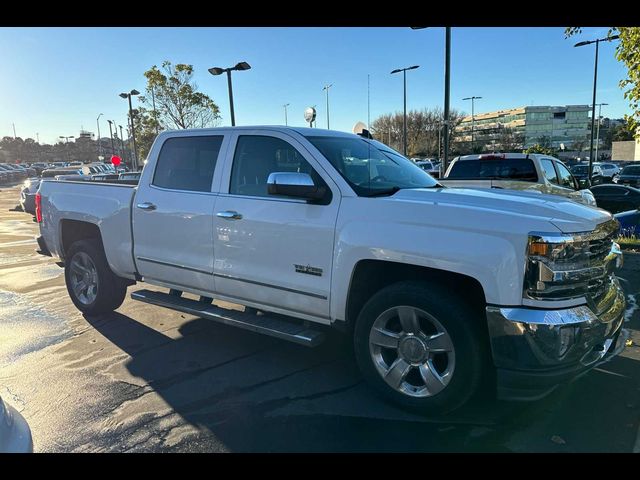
<box><xmin>447</xmin><ymin>158</ymin><xmax>538</xmax><ymax>181</ymax></box>
<box><xmin>305</xmin><ymin>136</ymin><xmax>439</xmax><ymax>196</ymax></box>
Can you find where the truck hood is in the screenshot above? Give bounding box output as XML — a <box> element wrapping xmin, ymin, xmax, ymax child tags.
<box><xmin>389</xmin><ymin>187</ymin><xmax>612</xmax><ymax>233</ymax></box>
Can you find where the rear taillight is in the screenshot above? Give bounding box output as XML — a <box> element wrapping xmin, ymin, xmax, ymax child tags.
<box><xmin>35</xmin><ymin>192</ymin><xmax>42</xmax><ymax>223</ymax></box>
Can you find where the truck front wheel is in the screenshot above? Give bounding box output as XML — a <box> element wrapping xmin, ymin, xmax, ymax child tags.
<box><xmin>64</xmin><ymin>239</ymin><xmax>128</xmax><ymax>315</ymax></box>
<box><xmin>354</xmin><ymin>281</ymin><xmax>488</xmax><ymax>414</ymax></box>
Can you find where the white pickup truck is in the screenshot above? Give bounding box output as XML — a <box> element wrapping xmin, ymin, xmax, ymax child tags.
<box><xmin>440</xmin><ymin>153</ymin><xmax>598</xmax><ymax>206</ymax></box>
<box><xmin>35</xmin><ymin>127</ymin><xmax>626</xmax><ymax>413</ymax></box>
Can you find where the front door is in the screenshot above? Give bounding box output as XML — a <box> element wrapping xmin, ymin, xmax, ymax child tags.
<box><xmin>133</xmin><ymin>134</ymin><xmax>226</xmax><ymax>293</ymax></box>
<box><xmin>212</xmin><ymin>131</ymin><xmax>340</xmax><ymax>320</ymax></box>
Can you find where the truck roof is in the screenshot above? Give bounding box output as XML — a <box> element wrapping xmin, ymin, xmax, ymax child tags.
<box><xmin>157</xmin><ymin>126</ymin><xmax>361</xmax><ymax>139</ymax></box>
<box><xmin>454</xmin><ymin>153</ymin><xmax>547</xmax><ymax>161</ymax></box>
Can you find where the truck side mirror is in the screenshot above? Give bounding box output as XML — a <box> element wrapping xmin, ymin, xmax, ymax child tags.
<box><xmin>267</xmin><ymin>172</ymin><xmax>326</xmax><ymax>200</ymax></box>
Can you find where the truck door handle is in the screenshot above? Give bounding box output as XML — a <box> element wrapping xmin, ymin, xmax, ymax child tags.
<box><xmin>216</xmin><ymin>210</ymin><xmax>242</xmax><ymax>220</ymax></box>
<box><xmin>136</xmin><ymin>202</ymin><xmax>157</xmax><ymax>211</ymax></box>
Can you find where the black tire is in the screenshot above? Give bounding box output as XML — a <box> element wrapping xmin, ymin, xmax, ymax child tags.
<box><xmin>64</xmin><ymin>239</ymin><xmax>128</xmax><ymax>315</ymax></box>
<box><xmin>353</xmin><ymin>281</ymin><xmax>489</xmax><ymax>415</ymax></box>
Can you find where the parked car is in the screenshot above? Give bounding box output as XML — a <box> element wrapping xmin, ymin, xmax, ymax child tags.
<box><xmin>415</xmin><ymin>160</ymin><xmax>441</xmax><ymax>179</ymax></box>
<box><xmin>440</xmin><ymin>153</ymin><xmax>597</xmax><ymax>206</ymax></box>
<box><xmin>614</xmin><ymin>164</ymin><xmax>640</xmax><ymax>188</ymax></box>
<box><xmin>20</xmin><ymin>177</ymin><xmax>41</xmax><ymax>214</ymax></box>
<box><xmin>0</xmin><ymin>395</ymin><xmax>33</xmax><ymax>453</ymax></box>
<box><xmin>36</xmin><ymin>126</ymin><xmax>626</xmax><ymax>414</ymax></box>
<box><xmin>595</xmin><ymin>162</ymin><xmax>621</xmax><ymax>180</ymax></box>
<box><xmin>118</xmin><ymin>172</ymin><xmax>141</xmax><ymax>181</ymax></box>
<box><xmin>571</xmin><ymin>164</ymin><xmax>605</xmax><ymax>186</ymax></box>
<box><xmin>590</xmin><ymin>184</ymin><xmax>640</xmax><ymax>214</ymax></box>
<box><xmin>0</xmin><ymin>164</ymin><xmax>26</xmax><ymax>182</ymax></box>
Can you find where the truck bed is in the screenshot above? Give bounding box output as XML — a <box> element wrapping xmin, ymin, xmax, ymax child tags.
<box><xmin>38</xmin><ymin>178</ymin><xmax>138</xmax><ymax>280</ymax></box>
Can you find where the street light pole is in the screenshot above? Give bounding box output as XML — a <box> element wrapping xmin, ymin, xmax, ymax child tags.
<box><xmin>59</xmin><ymin>136</ymin><xmax>74</xmax><ymax>163</ymax></box>
<box><xmin>594</xmin><ymin>102</ymin><xmax>608</xmax><ymax>161</ymax></box>
<box><xmin>107</xmin><ymin>121</ymin><xmax>115</xmax><ymax>156</ymax></box>
<box><xmin>119</xmin><ymin>89</ymin><xmax>140</xmax><ymax>170</ymax></box>
<box><xmin>443</xmin><ymin>27</ymin><xmax>452</xmax><ymax>171</ymax></box>
<box><xmin>574</xmin><ymin>34</ymin><xmax>619</xmax><ymax>182</ymax></box>
<box><xmin>322</xmin><ymin>84</ymin><xmax>333</xmax><ymax>129</ymax></box>
<box><xmin>119</xmin><ymin>125</ymin><xmax>126</xmax><ymax>160</ymax></box>
<box><xmin>208</xmin><ymin>62</ymin><xmax>252</xmax><ymax>127</ymax></box>
<box><xmin>96</xmin><ymin>113</ymin><xmax>103</xmax><ymax>159</ymax></box>
<box><xmin>283</xmin><ymin>103</ymin><xmax>290</xmax><ymax>126</ymax></box>
<box><xmin>391</xmin><ymin>65</ymin><xmax>420</xmax><ymax>156</ymax></box>
<box><xmin>463</xmin><ymin>96</ymin><xmax>482</xmax><ymax>152</ymax></box>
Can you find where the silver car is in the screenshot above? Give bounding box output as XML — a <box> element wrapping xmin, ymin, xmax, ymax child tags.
<box><xmin>0</xmin><ymin>395</ymin><xmax>33</xmax><ymax>453</ymax></box>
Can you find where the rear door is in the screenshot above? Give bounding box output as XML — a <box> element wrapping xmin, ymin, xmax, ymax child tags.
<box><xmin>133</xmin><ymin>133</ymin><xmax>228</xmax><ymax>293</ymax></box>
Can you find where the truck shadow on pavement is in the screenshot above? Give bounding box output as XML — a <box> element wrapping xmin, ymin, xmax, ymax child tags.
<box><xmin>82</xmin><ymin>306</ymin><xmax>640</xmax><ymax>452</ymax></box>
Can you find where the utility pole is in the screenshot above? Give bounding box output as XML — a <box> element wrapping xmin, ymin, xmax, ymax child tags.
<box><xmin>283</xmin><ymin>103</ymin><xmax>290</xmax><ymax>126</ymax></box>
<box><xmin>367</xmin><ymin>74</ymin><xmax>371</xmax><ymax>129</ymax></box>
<box><xmin>12</xmin><ymin>123</ymin><xmax>16</xmax><ymax>139</ymax></box>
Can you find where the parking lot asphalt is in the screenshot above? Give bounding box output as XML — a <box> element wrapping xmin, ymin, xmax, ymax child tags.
<box><xmin>1</xmin><ymin>183</ymin><xmax>639</xmax><ymax>452</ymax></box>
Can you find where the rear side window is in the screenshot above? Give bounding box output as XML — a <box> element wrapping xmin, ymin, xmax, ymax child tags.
<box><xmin>153</xmin><ymin>136</ymin><xmax>223</xmax><ymax>192</ymax></box>
<box><xmin>540</xmin><ymin>159</ymin><xmax>558</xmax><ymax>184</ymax></box>
<box><xmin>447</xmin><ymin>158</ymin><xmax>538</xmax><ymax>181</ymax></box>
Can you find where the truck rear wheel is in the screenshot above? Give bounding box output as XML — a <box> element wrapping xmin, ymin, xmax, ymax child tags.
<box><xmin>64</xmin><ymin>239</ymin><xmax>128</xmax><ymax>315</ymax></box>
<box><xmin>353</xmin><ymin>281</ymin><xmax>488</xmax><ymax>414</ymax></box>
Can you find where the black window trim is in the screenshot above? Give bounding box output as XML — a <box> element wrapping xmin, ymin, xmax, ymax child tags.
<box><xmin>540</xmin><ymin>158</ymin><xmax>559</xmax><ymax>185</ymax></box>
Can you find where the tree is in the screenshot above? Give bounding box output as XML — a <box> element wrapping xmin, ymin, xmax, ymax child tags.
<box><xmin>371</xmin><ymin>108</ymin><xmax>465</xmax><ymax>157</ymax></box>
<box><xmin>524</xmin><ymin>144</ymin><xmax>554</xmax><ymax>156</ymax></box>
<box><xmin>133</xmin><ymin>61</ymin><xmax>222</xmax><ymax>159</ymax></box>
<box><xmin>565</xmin><ymin>27</ymin><xmax>640</xmax><ymax>138</ymax></box>
<box><xmin>571</xmin><ymin>136</ymin><xmax>589</xmax><ymax>153</ymax></box>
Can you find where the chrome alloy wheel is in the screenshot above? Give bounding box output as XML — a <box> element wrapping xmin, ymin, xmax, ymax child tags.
<box><xmin>369</xmin><ymin>306</ymin><xmax>456</xmax><ymax>397</ymax></box>
<box><xmin>69</xmin><ymin>252</ymin><xmax>99</xmax><ymax>305</ymax></box>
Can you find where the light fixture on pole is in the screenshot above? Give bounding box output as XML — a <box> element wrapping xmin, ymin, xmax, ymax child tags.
<box><xmin>390</xmin><ymin>65</ymin><xmax>420</xmax><ymax>156</ymax></box>
<box><xmin>574</xmin><ymin>34</ymin><xmax>619</xmax><ymax>182</ymax></box>
<box><xmin>283</xmin><ymin>103</ymin><xmax>290</xmax><ymax>126</ymax></box>
<box><xmin>208</xmin><ymin>61</ymin><xmax>251</xmax><ymax>127</ymax></box>
<box><xmin>119</xmin><ymin>89</ymin><xmax>140</xmax><ymax>170</ymax></box>
<box><xmin>462</xmin><ymin>96</ymin><xmax>482</xmax><ymax>151</ymax></box>
<box><xmin>322</xmin><ymin>84</ymin><xmax>333</xmax><ymax>129</ymax></box>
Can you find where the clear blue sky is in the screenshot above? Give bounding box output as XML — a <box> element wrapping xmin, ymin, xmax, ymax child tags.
<box><xmin>0</xmin><ymin>26</ymin><xmax>631</xmax><ymax>145</ymax></box>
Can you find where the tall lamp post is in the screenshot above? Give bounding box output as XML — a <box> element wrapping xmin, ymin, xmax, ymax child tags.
<box><xmin>283</xmin><ymin>103</ymin><xmax>290</xmax><ymax>126</ymax></box>
<box><xmin>574</xmin><ymin>34</ymin><xmax>619</xmax><ymax>182</ymax></box>
<box><xmin>594</xmin><ymin>102</ymin><xmax>608</xmax><ymax>161</ymax></box>
<box><xmin>119</xmin><ymin>125</ymin><xmax>126</xmax><ymax>162</ymax></box>
<box><xmin>106</xmin><ymin>120</ymin><xmax>115</xmax><ymax>156</ymax></box>
<box><xmin>59</xmin><ymin>135</ymin><xmax>74</xmax><ymax>163</ymax></box>
<box><xmin>462</xmin><ymin>96</ymin><xmax>482</xmax><ymax>151</ymax></box>
<box><xmin>208</xmin><ymin>62</ymin><xmax>251</xmax><ymax>127</ymax></box>
<box><xmin>119</xmin><ymin>89</ymin><xmax>140</xmax><ymax>170</ymax></box>
<box><xmin>96</xmin><ymin>113</ymin><xmax>103</xmax><ymax>159</ymax></box>
<box><xmin>390</xmin><ymin>65</ymin><xmax>420</xmax><ymax>156</ymax></box>
<box><xmin>322</xmin><ymin>84</ymin><xmax>333</xmax><ymax>129</ymax></box>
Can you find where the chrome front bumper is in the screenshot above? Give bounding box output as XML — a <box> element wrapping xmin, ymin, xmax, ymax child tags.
<box><xmin>486</xmin><ymin>276</ymin><xmax>626</xmax><ymax>400</ymax></box>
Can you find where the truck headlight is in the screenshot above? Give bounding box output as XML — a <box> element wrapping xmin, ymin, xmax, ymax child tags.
<box><xmin>580</xmin><ymin>189</ymin><xmax>597</xmax><ymax>207</ymax></box>
<box><xmin>524</xmin><ymin>222</ymin><xmax>620</xmax><ymax>301</ymax></box>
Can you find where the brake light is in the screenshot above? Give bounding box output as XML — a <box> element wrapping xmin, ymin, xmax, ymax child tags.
<box><xmin>35</xmin><ymin>192</ymin><xmax>42</xmax><ymax>223</ymax></box>
<box><xmin>479</xmin><ymin>154</ymin><xmax>506</xmax><ymax>160</ymax></box>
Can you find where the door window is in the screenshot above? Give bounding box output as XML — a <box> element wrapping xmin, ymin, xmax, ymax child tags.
<box><xmin>555</xmin><ymin>161</ymin><xmax>577</xmax><ymax>189</ymax></box>
<box><xmin>540</xmin><ymin>159</ymin><xmax>558</xmax><ymax>184</ymax></box>
<box><xmin>152</xmin><ymin>136</ymin><xmax>224</xmax><ymax>192</ymax></box>
<box><xmin>229</xmin><ymin>135</ymin><xmax>325</xmax><ymax>198</ymax></box>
